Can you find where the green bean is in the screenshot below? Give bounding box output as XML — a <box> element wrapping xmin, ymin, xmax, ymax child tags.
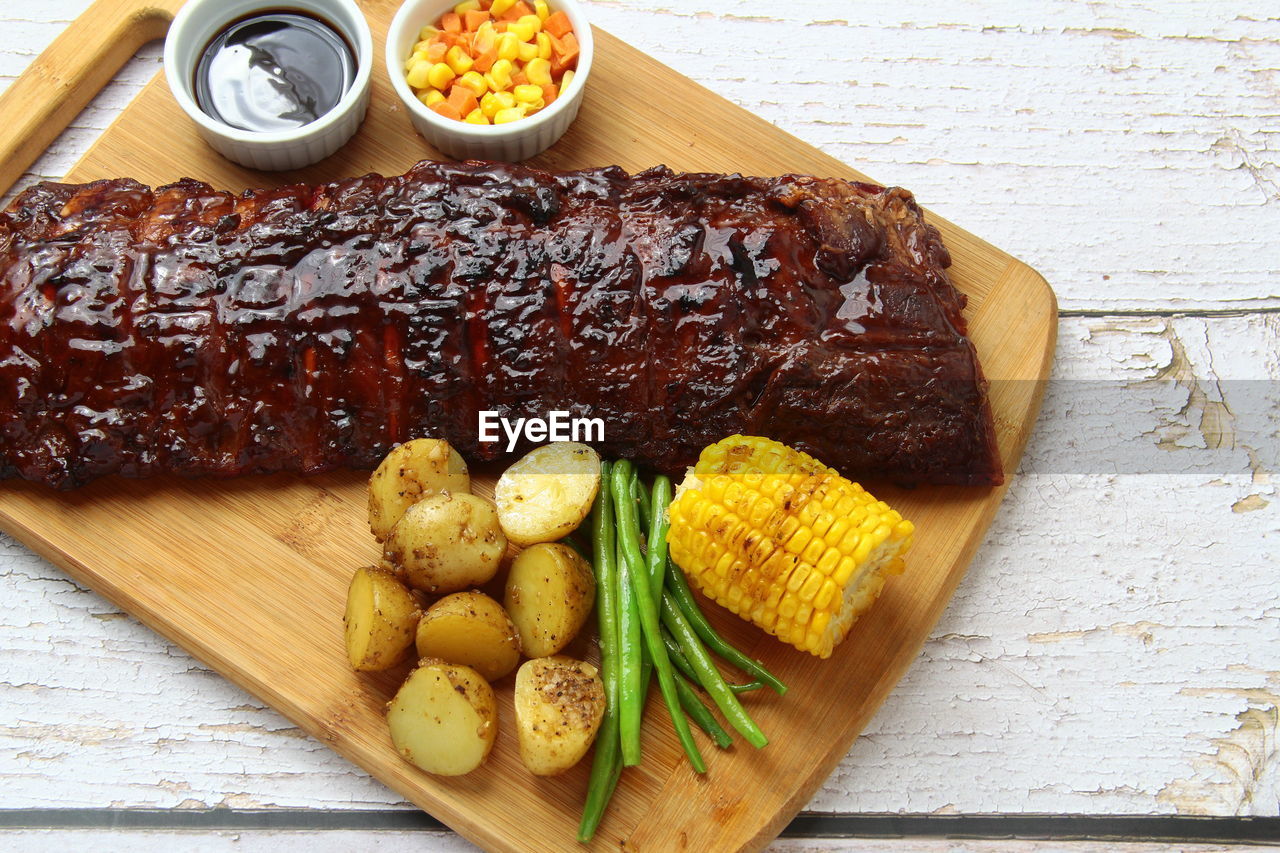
<box><xmin>578</xmin><ymin>461</ymin><xmax>620</xmax><ymax>842</ymax></box>
<box><xmin>661</xmin><ymin>625</ymin><xmax>699</xmax><ymax>683</ymax></box>
<box><xmin>645</xmin><ymin>475</ymin><xmax>673</xmax><ymax>606</ymax></box>
<box><xmin>631</xmin><ymin>469</ymin><xmax>651</xmax><ymax>535</ymax></box>
<box><xmin>661</xmin><ymin>592</ymin><xmax>768</xmax><ymax>749</ymax></box>
<box><xmin>616</xmin><ymin>537</ymin><xmax>644</xmax><ymax>765</ymax></box>
<box><xmin>612</xmin><ymin>461</ymin><xmax>705</xmax><ymax>774</ymax></box>
<box><xmin>665</xmin><ymin>562</ymin><xmax>788</xmax><ymax>696</ymax></box>
<box><xmin>674</xmin><ymin>670</ymin><xmax>733</xmax><ymax>749</ymax></box>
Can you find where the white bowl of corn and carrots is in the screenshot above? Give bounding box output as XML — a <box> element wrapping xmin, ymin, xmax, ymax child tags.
<box><xmin>385</xmin><ymin>0</ymin><xmax>592</xmax><ymax>161</ymax></box>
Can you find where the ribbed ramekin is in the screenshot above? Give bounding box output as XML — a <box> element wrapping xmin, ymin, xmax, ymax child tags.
<box><xmin>385</xmin><ymin>0</ymin><xmax>592</xmax><ymax>161</ymax></box>
<box><xmin>163</xmin><ymin>0</ymin><xmax>373</xmax><ymax>171</ymax></box>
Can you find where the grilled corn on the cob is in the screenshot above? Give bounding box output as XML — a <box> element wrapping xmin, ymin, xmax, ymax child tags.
<box><xmin>667</xmin><ymin>436</ymin><xmax>914</xmax><ymax>658</ymax></box>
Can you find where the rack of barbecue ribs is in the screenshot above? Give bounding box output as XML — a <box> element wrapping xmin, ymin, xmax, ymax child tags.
<box><xmin>0</xmin><ymin>160</ymin><xmax>1002</xmax><ymax>489</ymax></box>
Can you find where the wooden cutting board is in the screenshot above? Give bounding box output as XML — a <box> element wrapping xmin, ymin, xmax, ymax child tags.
<box><xmin>0</xmin><ymin>0</ymin><xmax>1056</xmax><ymax>850</ymax></box>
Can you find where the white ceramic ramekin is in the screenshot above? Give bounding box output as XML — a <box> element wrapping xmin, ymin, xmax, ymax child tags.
<box><xmin>164</xmin><ymin>0</ymin><xmax>373</xmax><ymax>171</ymax></box>
<box><xmin>385</xmin><ymin>0</ymin><xmax>593</xmax><ymax>161</ymax></box>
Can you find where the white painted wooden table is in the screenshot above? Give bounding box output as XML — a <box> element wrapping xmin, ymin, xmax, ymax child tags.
<box><xmin>1</xmin><ymin>0</ymin><xmax>1277</xmax><ymax>850</ymax></box>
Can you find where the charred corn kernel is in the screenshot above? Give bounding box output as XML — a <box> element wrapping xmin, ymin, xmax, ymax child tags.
<box><xmin>518</xmin><ymin>41</ymin><xmax>538</xmax><ymax>62</ymax></box>
<box><xmin>445</xmin><ymin>45</ymin><xmax>473</xmax><ymax>75</ymax></box>
<box><xmin>464</xmin><ymin>108</ymin><xmax>489</xmax><ymax>124</ymax></box>
<box><xmin>480</xmin><ymin>89</ymin><xmax>515</xmax><ymax>117</ymax></box>
<box><xmin>417</xmin><ymin>88</ymin><xmax>446</xmax><ymax>107</ymax></box>
<box><xmin>490</xmin><ymin>0</ymin><xmax>516</xmax><ymax>16</ymax></box>
<box><xmin>535</xmin><ymin>31</ymin><xmax>552</xmax><ymax>60</ymax></box>
<box><xmin>493</xmin><ymin>105</ymin><xmax>527</xmax><ymax>124</ymax></box>
<box><xmin>496</xmin><ymin>31</ymin><xmax>520</xmax><ymax>61</ymax></box>
<box><xmin>667</xmin><ymin>435</ymin><xmax>914</xmax><ymax>659</ymax></box>
<box><xmin>513</xmin><ymin>83</ymin><xmax>543</xmax><ymax>103</ymax></box>
<box><xmin>485</xmin><ymin>58</ymin><xmax>513</xmax><ymax>90</ymax></box>
<box><xmin>524</xmin><ymin>56</ymin><xmax>552</xmax><ymax>86</ymax></box>
<box><xmin>405</xmin><ymin>59</ymin><xmax>433</xmax><ymax>89</ymax></box>
<box><xmin>456</xmin><ymin>70</ymin><xmax>488</xmax><ymax>96</ymax></box>
<box><xmin>560</xmin><ymin>68</ymin><xmax>575</xmax><ymax>92</ymax></box>
<box><xmin>426</xmin><ymin>62</ymin><xmax>456</xmax><ymax>90</ymax></box>
<box><xmin>534</xmin><ymin>0</ymin><xmax>550</xmax><ymax>20</ymax></box>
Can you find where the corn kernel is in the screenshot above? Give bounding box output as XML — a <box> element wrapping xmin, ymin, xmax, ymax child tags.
<box><xmin>535</xmin><ymin>32</ymin><xmax>552</xmax><ymax>60</ymax></box>
<box><xmin>560</xmin><ymin>68</ymin><xmax>575</xmax><ymax>92</ymax></box>
<box><xmin>496</xmin><ymin>31</ymin><xmax>520</xmax><ymax>61</ymax></box>
<box><xmin>534</xmin><ymin>0</ymin><xmax>550</xmax><ymax>19</ymax></box>
<box><xmin>512</xmin><ymin>83</ymin><xmax>544</xmax><ymax>103</ymax></box>
<box><xmin>418</xmin><ymin>25</ymin><xmax>438</xmax><ymax>40</ymax></box>
<box><xmin>525</xmin><ymin>57</ymin><xmax>552</xmax><ymax>86</ymax></box>
<box><xmin>455</xmin><ymin>70</ymin><xmax>488</xmax><ymax>96</ymax></box>
<box><xmin>517</xmin><ymin>14</ymin><xmax>542</xmax><ymax>34</ymax></box>
<box><xmin>507</xmin><ymin>19</ymin><xmax>536</xmax><ymax>41</ymax></box>
<box><xmin>493</xmin><ymin>105</ymin><xmax>527</xmax><ymax>123</ymax></box>
<box><xmin>490</xmin><ymin>0</ymin><xmax>516</xmax><ymax>15</ymax></box>
<box><xmin>445</xmin><ymin>45</ymin><xmax>473</xmax><ymax>75</ymax></box>
<box><xmin>518</xmin><ymin>41</ymin><xmax>538</xmax><ymax>62</ymax></box>
<box><xmin>405</xmin><ymin>59</ymin><xmax>433</xmax><ymax>89</ymax></box>
<box><xmin>464</xmin><ymin>108</ymin><xmax>489</xmax><ymax>124</ymax></box>
<box><xmin>485</xmin><ymin>58</ymin><xmax>513</xmax><ymax>90</ymax></box>
<box><xmin>417</xmin><ymin>88</ymin><xmax>446</xmax><ymax>107</ymax></box>
<box><xmin>453</xmin><ymin>0</ymin><xmax>480</xmax><ymax>13</ymax></box>
<box><xmin>426</xmin><ymin>62</ymin><xmax>456</xmax><ymax>90</ymax></box>
<box><xmin>480</xmin><ymin>89</ymin><xmax>515</xmax><ymax>117</ymax></box>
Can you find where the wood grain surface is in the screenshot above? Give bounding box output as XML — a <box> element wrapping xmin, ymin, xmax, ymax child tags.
<box><xmin>2</xmin><ymin>0</ymin><xmax>1277</xmax><ymax>849</ymax></box>
<box><xmin>0</xmin><ymin>0</ymin><xmax>1055</xmax><ymax>850</ymax></box>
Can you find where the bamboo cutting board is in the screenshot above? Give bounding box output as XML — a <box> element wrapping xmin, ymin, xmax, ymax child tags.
<box><xmin>0</xmin><ymin>0</ymin><xmax>1056</xmax><ymax>850</ymax></box>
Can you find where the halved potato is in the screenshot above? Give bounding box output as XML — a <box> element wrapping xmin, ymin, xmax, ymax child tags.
<box><xmin>504</xmin><ymin>542</ymin><xmax>595</xmax><ymax>658</ymax></box>
<box><xmin>343</xmin><ymin>566</ymin><xmax>421</xmax><ymax>671</ymax></box>
<box><xmin>494</xmin><ymin>442</ymin><xmax>601</xmax><ymax>546</ymax></box>
<box><xmin>383</xmin><ymin>492</ymin><xmax>507</xmax><ymax>594</ymax></box>
<box><xmin>387</xmin><ymin>659</ymin><xmax>497</xmax><ymax>776</ymax></box>
<box><xmin>514</xmin><ymin>656</ymin><xmax>605</xmax><ymax>776</ymax></box>
<box><xmin>415</xmin><ymin>591</ymin><xmax>521</xmax><ymax>681</ymax></box>
<box><xmin>368</xmin><ymin>438</ymin><xmax>470</xmax><ymax>542</ymax></box>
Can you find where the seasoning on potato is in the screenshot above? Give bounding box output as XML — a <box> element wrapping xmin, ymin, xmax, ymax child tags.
<box><xmin>383</xmin><ymin>491</ymin><xmax>507</xmax><ymax>594</ymax></box>
<box><xmin>415</xmin><ymin>590</ymin><xmax>521</xmax><ymax>681</ymax></box>
<box><xmin>387</xmin><ymin>658</ymin><xmax>497</xmax><ymax>776</ymax></box>
<box><xmin>494</xmin><ymin>441</ymin><xmax>601</xmax><ymax>546</ymax></box>
<box><xmin>514</xmin><ymin>656</ymin><xmax>605</xmax><ymax>775</ymax></box>
<box><xmin>343</xmin><ymin>566</ymin><xmax>421</xmax><ymax>672</ymax></box>
<box><xmin>368</xmin><ymin>438</ymin><xmax>470</xmax><ymax>541</ymax></box>
<box><xmin>504</xmin><ymin>541</ymin><xmax>595</xmax><ymax>658</ymax></box>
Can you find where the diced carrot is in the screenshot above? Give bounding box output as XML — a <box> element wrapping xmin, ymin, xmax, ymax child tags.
<box><xmin>541</xmin><ymin>82</ymin><xmax>557</xmax><ymax>105</ymax></box>
<box><xmin>501</xmin><ymin>1</ymin><xmax>533</xmax><ymax>22</ymax></box>
<box><xmin>558</xmin><ymin>31</ymin><xmax>579</xmax><ymax>58</ymax></box>
<box><xmin>478</xmin><ymin>0</ymin><xmax>492</xmax><ymax>8</ymax></box>
<box><xmin>471</xmin><ymin>46</ymin><xmax>498</xmax><ymax>72</ymax></box>
<box><xmin>426</xmin><ymin>40</ymin><xmax>449</xmax><ymax>62</ymax></box>
<box><xmin>440</xmin><ymin>12</ymin><xmax>462</xmax><ymax>33</ymax></box>
<box><xmin>493</xmin><ymin>20</ymin><xmax>507</xmax><ymax>32</ymax></box>
<box><xmin>464</xmin><ymin>9</ymin><xmax>490</xmax><ymax>31</ymax></box>
<box><xmin>447</xmin><ymin>85</ymin><xmax>479</xmax><ymax>116</ymax></box>
<box><xmin>512</xmin><ymin>69</ymin><xmax>529</xmax><ymax>87</ymax></box>
<box><xmin>431</xmin><ymin>101</ymin><xmax>464</xmax><ymax>120</ymax></box>
<box><xmin>542</xmin><ymin>10</ymin><xmax>572</xmax><ymax>38</ymax></box>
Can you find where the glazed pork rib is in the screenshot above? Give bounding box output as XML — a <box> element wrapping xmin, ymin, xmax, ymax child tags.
<box><xmin>0</xmin><ymin>160</ymin><xmax>1002</xmax><ymax>490</ymax></box>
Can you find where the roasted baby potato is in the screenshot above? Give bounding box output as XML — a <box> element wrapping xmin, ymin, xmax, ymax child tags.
<box><xmin>504</xmin><ymin>542</ymin><xmax>595</xmax><ymax>658</ymax></box>
<box><xmin>514</xmin><ymin>656</ymin><xmax>605</xmax><ymax>776</ymax></box>
<box><xmin>415</xmin><ymin>591</ymin><xmax>521</xmax><ymax>681</ymax></box>
<box><xmin>387</xmin><ymin>659</ymin><xmax>497</xmax><ymax>776</ymax></box>
<box><xmin>384</xmin><ymin>492</ymin><xmax>507</xmax><ymax>594</ymax></box>
<box><xmin>343</xmin><ymin>566</ymin><xmax>421</xmax><ymax>671</ymax></box>
<box><xmin>494</xmin><ymin>442</ymin><xmax>601</xmax><ymax>546</ymax></box>
<box><xmin>368</xmin><ymin>438</ymin><xmax>470</xmax><ymax>541</ymax></box>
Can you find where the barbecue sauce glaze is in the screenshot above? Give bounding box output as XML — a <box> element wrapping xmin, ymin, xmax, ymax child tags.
<box><xmin>194</xmin><ymin>11</ymin><xmax>355</xmax><ymax>132</ymax></box>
